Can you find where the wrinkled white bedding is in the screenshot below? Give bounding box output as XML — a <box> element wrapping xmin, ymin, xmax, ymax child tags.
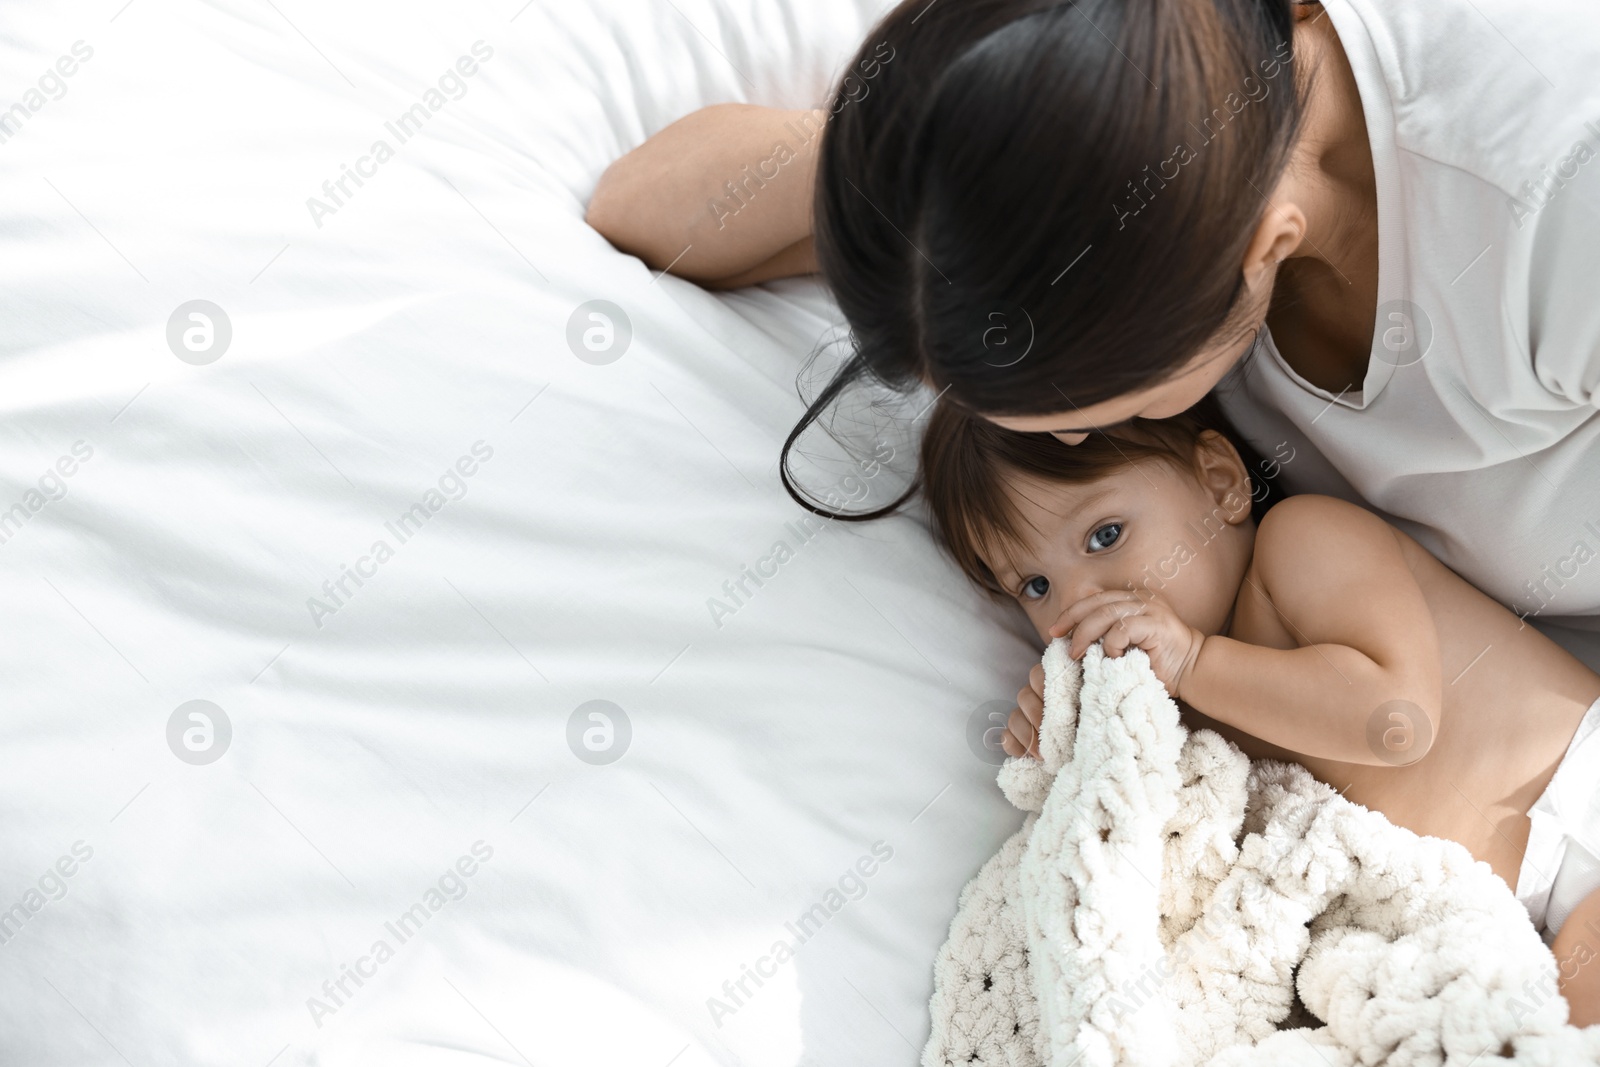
<box><xmin>0</xmin><ymin>1</ymin><xmax>1043</xmax><ymax>1063</ymax></box>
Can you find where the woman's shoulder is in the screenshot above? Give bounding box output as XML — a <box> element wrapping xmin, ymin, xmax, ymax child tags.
<box><xmin>1327</xmin><ymin>0</ymin><xmax>1600</xmax><ymax>192</ymax></box>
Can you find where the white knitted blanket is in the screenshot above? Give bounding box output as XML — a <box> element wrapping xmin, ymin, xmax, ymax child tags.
<box><xmin>924</xmin><ymin>640</ymin><xmax>1600</xmax><ymax>1066</ymax></box>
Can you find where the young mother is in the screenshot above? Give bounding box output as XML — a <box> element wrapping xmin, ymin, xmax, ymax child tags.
<box><xmin>590</xmin><ymin>0</ymin><xmax>1600</xmax><ymax>999</ymax></box>
<box><xmin>592</xmin><ymin>0</ymin><xmax>1600</xmax><ymax>642</ymax></box>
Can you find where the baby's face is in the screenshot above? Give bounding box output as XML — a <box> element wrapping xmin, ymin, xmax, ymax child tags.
<box><xmin>984</xmin><ymin>449</ymin><xmax>1256</xmax><ymax>645</ymax></box>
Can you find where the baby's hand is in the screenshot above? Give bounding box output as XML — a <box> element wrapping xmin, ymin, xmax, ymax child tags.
<box><xmin>1048</xmin><ymin>590</ymin><xmax>1205</xmax><ymax>700</ymax></box>
<box><xmin>1001</xmin><ymin>661</ymin><xmax>1046</xmax><ymax>759</ymax></box>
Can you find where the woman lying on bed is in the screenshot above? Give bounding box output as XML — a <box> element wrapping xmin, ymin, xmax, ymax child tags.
<box><xmin>916</xmin><ymin>390</ymin><xmax>1600</xmax><ymax>1025</ymax></box>
<box><xmin>589</xmin><ymin>0</ymin><xmax>1600</xmax><ymax>1031</ymax></box>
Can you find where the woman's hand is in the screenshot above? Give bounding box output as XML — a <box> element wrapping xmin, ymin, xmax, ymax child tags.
<box><xmin>1001</xmin><ymin>662</ymin><xmax>1046</xmax><ymax>759</ymax></box>
<box><xmin>1047</xmin><ymin>591</ymin><xmax>1206</xmax><ymax>700</ymax></box>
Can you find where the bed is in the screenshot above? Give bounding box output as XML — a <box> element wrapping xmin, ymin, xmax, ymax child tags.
<box><xmin>0</xmin><ymin>0</ymin><xmax>1042</xmax><ymax>1063</ymax></box>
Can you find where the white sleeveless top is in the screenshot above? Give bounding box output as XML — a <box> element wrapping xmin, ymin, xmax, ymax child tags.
<box><xmin>1215</xmin><ymin>0</ymin><xmax>1600</xmax><ymax>636</ymax></box>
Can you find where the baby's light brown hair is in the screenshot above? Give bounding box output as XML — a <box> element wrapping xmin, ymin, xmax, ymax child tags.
<box><xmin>918</xmin><ymin>392</ymin><xmax>1281</xmax><ymax>602</ymax></box>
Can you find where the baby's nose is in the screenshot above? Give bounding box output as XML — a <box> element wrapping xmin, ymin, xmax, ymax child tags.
<box><xmin>1055</xmin><ymin>577</ymin><xmax>1109</xmax><ymax>611</ymax></box>
<box><xmin>1071</xmin><ymin>577</ymin><xmax>1140</xmax><ymax>610</ymax></box>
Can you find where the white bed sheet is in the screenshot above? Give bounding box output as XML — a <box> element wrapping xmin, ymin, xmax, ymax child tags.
<box><xmin>0</xmin><ymin>1</ymin><xmax>1040</xmax><ymax>1064</ymax></box>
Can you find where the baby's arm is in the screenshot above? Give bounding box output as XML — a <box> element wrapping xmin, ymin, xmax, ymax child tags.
<box><xmin>1179</xmin><ymin>495</ymin><xmax>1443</xmax><ymax>766</ymax></box>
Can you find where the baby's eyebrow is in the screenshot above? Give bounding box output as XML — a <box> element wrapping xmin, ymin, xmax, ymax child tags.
<box><xmin>983</xmin><ymin>549</ymin><xmax>1029</xmax><ymax>594</ymax></box>
<box><xmin>1063</xmin><ymin>485</ymin><xmax>1117</xmax><ymax>522</ymax></box>
<box><xmin>996</xmin><ymin>551</ymin><xmax>1047</xmax><ymax>596</ymax></box>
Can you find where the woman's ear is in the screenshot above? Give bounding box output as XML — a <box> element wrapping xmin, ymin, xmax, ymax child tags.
<box><xmin>1241</xmin><ymin>201</ymin><xmax>1305</xmax><ymax>292</ymax></box>
<box><xmin>1192</xmin><ymin>430</ymin><xmax>1253</xmax><ymax>524</ymax></box>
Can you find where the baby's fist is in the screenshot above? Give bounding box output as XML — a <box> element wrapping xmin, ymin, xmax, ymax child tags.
<box><xmin>1049</xmin><ymin>590</ymin><xmax>1205</xmax><ymax>699</ymax></box>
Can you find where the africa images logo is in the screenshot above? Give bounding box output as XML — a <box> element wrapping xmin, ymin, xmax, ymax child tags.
<box><xmin>305</xmin><ymin>42</ymin><xmax>495</xmax><ymax>228</ymax></box>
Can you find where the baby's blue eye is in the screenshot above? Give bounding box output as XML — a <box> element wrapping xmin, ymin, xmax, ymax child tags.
<box><xmin>1020</xmin><ymin>576</ymin><xmax>1049</xmax><ymax>601</ymax></box>
<box><xmin>1088</xmin><ymin>522</ymin><xmax>1123</xmax><ymax>552</ymax></box>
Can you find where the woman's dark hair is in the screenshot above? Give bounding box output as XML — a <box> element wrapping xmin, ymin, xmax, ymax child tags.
<box><xmin>781</xmin><ymin>0</ymin><xmax>1317</xmax><ymax>520</ymax></box>
<box><xmin>921</xmin><ymin>391</ymin><xmax>1284</xmax><ymax>601</ymax></box>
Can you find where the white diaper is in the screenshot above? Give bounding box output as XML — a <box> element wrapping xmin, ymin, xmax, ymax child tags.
<box><xmin>1514</xmin><ymin>695</ymin><xmax>1600</xmax><ymax>940</ymax></box>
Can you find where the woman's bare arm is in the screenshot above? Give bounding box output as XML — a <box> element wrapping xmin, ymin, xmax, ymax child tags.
<box><xmin>703</xmin><ymin>236</ymin><xmax>817</xmax><ymax>290</ymax></box>
<box><xmin>585</xmin><ymin>103</ymin><xmax>824</xmax><ymax>286</ymax></box>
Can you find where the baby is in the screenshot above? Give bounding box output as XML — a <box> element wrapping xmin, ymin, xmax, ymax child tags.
<box><xmin>919</xmin><ymin>392</ymin><xmax>1600</xmax><ymax>1023</ymax></box>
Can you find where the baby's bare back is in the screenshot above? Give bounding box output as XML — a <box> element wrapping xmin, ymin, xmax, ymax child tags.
<box><xmin>1189</xmin><ymin>524</ymin><xmax>1600</xmax><ymax>889</ymax></box>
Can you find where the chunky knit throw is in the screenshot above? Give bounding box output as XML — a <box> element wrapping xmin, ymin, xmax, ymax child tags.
<box><xmin>923</xmin><ymin>640</ymin><xmax>1600</xmax><ymax>1066</ymax></box>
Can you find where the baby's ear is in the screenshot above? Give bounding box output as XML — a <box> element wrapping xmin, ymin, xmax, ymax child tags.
<box><xmin>1192</xmin><ymin>430</ymin><xmax>1252</xmax><ymax>521</ymax></box>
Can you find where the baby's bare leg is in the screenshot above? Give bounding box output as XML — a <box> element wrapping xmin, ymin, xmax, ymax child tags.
<box><xmin>1550</xmin><ymin>887</ymin><xmax>1600</xmax><ymax>1027</ymax></box>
